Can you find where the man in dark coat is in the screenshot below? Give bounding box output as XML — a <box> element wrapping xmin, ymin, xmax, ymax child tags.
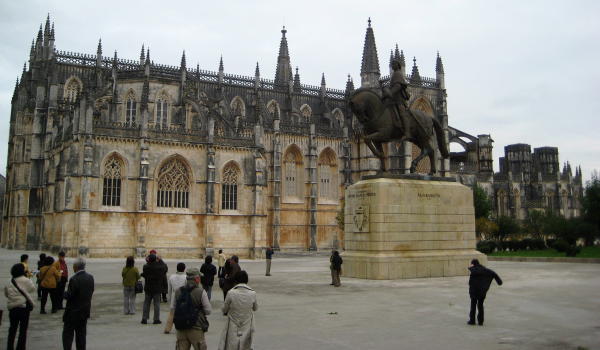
<box><xmin>62</xmin><ymin>258</ymin><xmax>94</xmax><ymax>350</ymax></box>
<box><xmin>222</xmin><ymin>255</ymin><xmax>241</xmax><ymax>300</ymax></box>
<box><xmin>468</xmin><ymin>259</ymin><xmax>502</xmax><ymax>326</ymax></box>
<box><xmin>141</xmin><ymin>253</ymin><xmax>167</xmax><ymax>324</ymax></box>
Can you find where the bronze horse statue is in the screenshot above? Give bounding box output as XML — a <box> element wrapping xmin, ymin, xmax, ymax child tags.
<box><xmin>349</xmin><ymin>88</ymin><xmax>449</xmax><ymax>175</ymax></box>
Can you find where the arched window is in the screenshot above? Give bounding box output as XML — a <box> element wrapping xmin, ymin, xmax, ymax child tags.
<box><xmin>125</xmin><ymin>91</ymin><xmax>137</xmax><ymax>124</ymax></box>
<box><xmin>221</xmin><ymin>163</ymin><xmax>239</xmax><ymax>210</ymax></box>
<box><xmin>300</xmin><ymin>104</ymin><xmax>312</xmax><ymax>121</ymax></box>
<box><xmin>157</xmin><ymin>158</ymin><xmax>190</xmax><ymax>208</ymax></box>
<box><xmin>283</xmin><ymin>146</ymin><xmax>303</xmax><ymax>199</ymax></box>
<box><xmin>64</xmin><ymin>78</ymin><xmax>82</xmax><ymax>103</ymax></box>
<box><xmin>230</xmin><ymin>97</ymin><xmax>245</xmax><ymax>117</ymax></box>
<box><xmin>318</xmin><ymin>149</ymin><xmax>338</xmax><ymax>200</ymax></box>
<box><xmin>332</xmin><ymin>109</ymin><xmax>344</xmax><ymax>128</ymax></box>
<box><xmin>156</xmin><ymin>95</ymin><xmax>169</xmax><ymax>128</ymax></box>
<box><xmin>102</xmin><ymin>155</ymin><xmax>123</xmax><ymax>206</ymax></box>
<box><xmin>267</xmin><ymin>100</ymin><xmax>280</xmax><ymax>120</ymax></box>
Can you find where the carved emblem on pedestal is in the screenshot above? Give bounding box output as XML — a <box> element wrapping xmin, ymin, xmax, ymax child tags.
<box><xmin>353</xmin><ymin>206</ymin><xmax>369</xmax><ymax>232</ymax></box>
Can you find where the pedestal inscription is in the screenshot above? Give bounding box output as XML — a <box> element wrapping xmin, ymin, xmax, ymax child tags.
<box><xmin>343</xmin><ymin>177</ymin><xmax>486</xmax><ymax>279</ymax></box>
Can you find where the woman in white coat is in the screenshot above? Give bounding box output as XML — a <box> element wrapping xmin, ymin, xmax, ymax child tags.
<box><xmin>218</xmin><ymin>271</ymin><xmax>258</xmax><ymax>350</ymax></box>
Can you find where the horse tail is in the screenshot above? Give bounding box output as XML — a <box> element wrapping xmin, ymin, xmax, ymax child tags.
<box><xmin>432</xmin><ymin>118</ymin><xmax>449</xmax><ymax>158</ymax></box>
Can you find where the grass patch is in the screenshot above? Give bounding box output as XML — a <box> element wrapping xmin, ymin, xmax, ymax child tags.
<box><xmin>488</xmin><ymin>246</ymin><xmax>600</xmax><ymax>258</ymax></box>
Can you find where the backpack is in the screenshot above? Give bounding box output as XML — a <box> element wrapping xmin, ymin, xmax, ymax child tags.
<box><xmin>173</xmin><ymin>286</ymin><xmax>199</xmax><ymax>330</ymax></box>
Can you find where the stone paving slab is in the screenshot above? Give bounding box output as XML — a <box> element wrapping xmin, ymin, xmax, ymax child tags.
<box><xmin>0</xmin><ymin>248</ymin><xmax>599</xmax><ymax>349</ymax></box>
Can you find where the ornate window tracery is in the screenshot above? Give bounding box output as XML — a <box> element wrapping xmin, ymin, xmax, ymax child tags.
<box><xmin>332</xmin><ymin>109</ymin><xmax>344</xmax><ymax>128</ymax></box>
<box><xmin>284</xmin><ymin>147</ymin><xmax>303</xmax><ymax>199</ymax></box>
<box><xmin>221</xmin><ymin>163</ymin><xmax>239</xmax><ymax>210</ymax></box>
<box><xmin>126</xmin><ymin>91</ymin><xmax>136</xmax><ymax>124</ymax></box>
<box><xmin>64</xmin><ymin>78</ymin><xmax>82</xmax><ymax>103</ymax></box>
<box><xmin>318</xmin><ymin>149</ymin><xmax>338</xmax><ymax>200</ymax></box>
<box><xmin>267</xmin><ymin>100</ymin><xmax>280</xmax><ymax>119</ymax></box>
<box><xmin>230</xmin><ymin>97</ymin><xmax>245</xmax><ymax>117</ymax></box>
<box><xmin>156</xmin><ymin>158</ymin><xmax>190</xmax><ymax>208</ymax></box>
<box><xmin>156</xmin><ymin>96</ymin><xmax>169</xmax><ymax>128</ymax></box>
<box><xmin>102</xmin><ymin>155</ymin><xmax>123</xmax><ymax>206</ymax></box>
<box><xmin>300</xmin><ymin>104</ymin><xmax>312</xmax><ymax>120</ymax></box>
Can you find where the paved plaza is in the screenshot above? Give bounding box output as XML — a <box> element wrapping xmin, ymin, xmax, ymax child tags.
<box><xmin>0</xmin><ymin>248</ymin><xmax>599</xmax><ymax>350</ymax></box>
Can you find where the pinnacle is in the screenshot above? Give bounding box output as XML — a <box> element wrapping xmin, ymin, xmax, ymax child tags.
<box><xmin>255</xmin><ymin>62</ymin><xmax>260</xmax><ymax>76</ymax></box>
<box><xmin>181</xmin><ymin>50</ymin><xmax>186</xmax><ymax>68</ymax></box>
<box><xmin>219</xmin><ymin>55</ymin><xmax>224</xmax><ymax>71</ymax></box>
<box><xmin>360</xmin><ymin>18</ymin><xmax>380</xmax><ymax>75</ymax></box>
<box><xmin>97</xmin><ymin>38</ymin><xmax>102</xmax><ymax>55</ymax></box>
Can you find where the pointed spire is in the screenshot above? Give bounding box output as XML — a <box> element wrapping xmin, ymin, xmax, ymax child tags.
<box><xmin>180</xmin><ymin>50</ymin><xmax>186</xmax><ymax>69</ymax></box>
<box><xmin>12</xmin><ymin>77</ymin><xmax>19</xmax><ymax>101</ymax></box>
<box><xmin>97</xmin><ymin>38</ymin><xmax>102</xmax><ymax>56</ymax></box>
<box><xmin>389</xmin><ymin>50</ymin><xmax>394</xmax><ymax>68</ymax></box>
<box><xmin>36</xmin><ymin>24</ymin><xmax>43</xmax><ymax>43</ymax></box>
<box><xmin>360</xmin><ymin>18</ymin><xmax>380</xmax><ymax>88</ymax></box>
<box><xmin>113</xmin><ymin>50</ymin><xmax>118</xmax><ymax>66</ymax></box>
<box><xmin>410</xmin><ymin>56</ymin><xmax>421</xmax><ymax>83</ymax></box>
<box><xmin>146</xmin><ymin>48</ymin><xmax>150</xmax><ymax>64</ymax></box>
<box><xmin>436</xmin><ymin>51</ymin><xmax>444</xmax><ymax>74</ymax></box>
<box><xmin>345</xmin><ymin>74</ymin><xmax>355</xmax><ymax>95</ymax></box>
<box><xmin>140</xmin><ymin>44</ymin><xmax>145</xmax><ymax>64</ymax></box>
<box><xmin>219</xmin><ymin>55</ymin><xmax>224</xmax><ymax>72</ymax></box>
<box><xmin>255</xmin><ymin>62</ymin><xmax>260</xmax><ymax>77</ymax></box>
<box><xmin>29</xmin><ymin>39</ymin><xmax>35</xmax><ymax>58</ymax></box>
<box><xmin>399</xmin><ymin>50</ymin><xmax>405</xmax><ymax>67</ymax></box>
<box><xmin>274</xmin><ymin>26</ymin><xmax>293</xmax><ymax>89</ymax></box>
<box><xmin>321</xmin><ymin>73</ymin><xmax>326</xmax><ymax>86</ymax></box>
<box><xmin>44</xmin><ymin>14</ymin><xmax>51</xmax><ymax>40</ymax></box>
<box><xmin>293</xmin><ymin>66</ymin><xmax>301</xmax><ymax>92</ymax></box>
<box><xmin>50</xmin><ymin>23</ymin><xmax>55</xmax><ymax>40</ymax></box>
<box><xmin>394</xmin><ymin>44</ymin><xmax>401</xmax><ymax>60</ymax></box>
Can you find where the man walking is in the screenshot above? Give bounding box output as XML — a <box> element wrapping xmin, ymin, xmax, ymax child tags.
<box><xmin>468</xmin><ymin>259</ymin><xmax>502</xmax><ymax>326</ymax></box>
<box><xmin>265</xmin><ymin>246</ymin><xmax>274</xmax><ymax>276</ymax></box>
<box><xmin>141</xmin><ymin>253</ymin><xmax>167</xmax><ymax>324</ymax></box>
<box><xmin>62</xmin><ymin>258</ymin><xmax>94</xmax><ymax>350</ymax></box>
<box><xmin>173</xmin><ymin>268</ymin><xmax>211</xmax><ymax>350</ymax></box>
<box><xmin>330</xmin><ymin>251</ymin><xmax>343</xmax><ymax>287</ymax></box>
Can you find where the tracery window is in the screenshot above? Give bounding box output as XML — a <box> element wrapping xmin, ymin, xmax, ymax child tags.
<box><xmin>230</xmin><ymin>97</ymin><xmax>245</xmax><ymax>117</ymax></box>
<box><xmin>300</xmin><ymin>104</ymin><xmax>312</xmax><ymax>121</ymax></box>
<box><xmin>267</xmin><ymin>100</ymin><xmax>280</xmax><ymax>119</ymax></box>
<box><xmin>64</xmin><ymin>78</ymin><xmax>81</xmax><ymax>103</ymax></box>
<box><xmin>156</xmin><ymin>99</ymin><xmax>168</xmax><ymax>128</ymax></box>
<box><xmin>156</xmin><ymin>158</ymin><xmax>190</xmax><ymax>208</ymax></box>
<box><xmin>318</xmin><ymin>149</ymin><xmax>338</xmax><ymax>200</ymax></box>
<box><xmin>102</xmin><ymin>155</ymin><xmax>123</xmax><ymax>206</ymax></box>
<box><xmin>126</xmin><ymin>92</ymin><xmax>137</xmax><ymax>124</ymax></box>
<box><xmin>221</xmin><ymin>163</ymin><xmax>239</xmax><ymax>210</ymax></box>
<box><xmin>283</xmin><ymin>147</ymin><xmax>302</xmax><ymax>199</ymax></box>
<box><xmin>332</xmin><ymin>109</ymin><xmax>344</xmax><ymax>128</ymax></box>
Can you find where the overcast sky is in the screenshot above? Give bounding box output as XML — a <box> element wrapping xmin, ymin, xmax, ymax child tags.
<box><xmin>1</xmin><ymin>0</ymin><xmax>598</xmax><ymax>182</ymax></box>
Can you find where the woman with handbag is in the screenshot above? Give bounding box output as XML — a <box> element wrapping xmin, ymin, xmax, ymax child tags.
<box><xmin>4</xmin><ymin>263</ymin><xmax>36</xmax><ymax>350</ymax></box>
<box><xmin>122</xmin><ymin>256</ymin><xmax>141</xmax><ymax>315</ymax></box>
<box><xmin>38</xmin><ymin>256</ymin><xmax>60</xmax><ymax>314</ymax></box>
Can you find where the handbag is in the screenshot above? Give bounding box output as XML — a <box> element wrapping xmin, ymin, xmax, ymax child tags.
<box><xmin>134</xmin><ymin>280</ymin><xmax>143</xmax><ymax>294</ymax></box>
<box><xmin>11</xmin><ymin>279</ymin><xmax>34</xmax><ymax>312</ymax></box>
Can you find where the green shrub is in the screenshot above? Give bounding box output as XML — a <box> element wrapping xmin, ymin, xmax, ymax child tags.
<box><xmin>476</xmin><ymin>240</ymin><xmax>497</xmax><ymax>254</ymax></box>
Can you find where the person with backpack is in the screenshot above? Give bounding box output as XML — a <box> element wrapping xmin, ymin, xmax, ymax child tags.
<box><xmin>39</xmin><ymin>256</ymin><xmax>61</xmax><ymax>314</ymax></box>
<box><xmin>164</xmin><ymin>262</ymin><xmax>187</xmax><ymax>334</ymax></box>
<box><xmin>173</xmin><ymin>268</ymin><xmax>211</xmax><ymax>350</ymax></box>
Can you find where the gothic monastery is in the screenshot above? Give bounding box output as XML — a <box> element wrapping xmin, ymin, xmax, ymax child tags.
<box><xmin>1</xmin><ymin>17</ymin><xmax>583</xmax><ymax>257</ymax></box>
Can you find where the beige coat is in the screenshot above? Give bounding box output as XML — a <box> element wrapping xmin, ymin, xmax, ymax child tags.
<box><xmin>4</xmin><ymin>276</ymin><xmax>36</xmax><ymax>310</ymax></box>
<box><xmin>218</xmin><ymin>284</ymin><xmax>258</xmax><ymax>350</ymax></box>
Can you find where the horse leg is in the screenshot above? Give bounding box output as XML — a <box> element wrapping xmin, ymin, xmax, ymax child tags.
<box><xmin>364</xmin><ymin>136</ymin><xmax>384</xmax><ymax>159</ymax></box>
<box><xmin>375</xmin><ymin>141</ymin><xmax>386</xmax><ymax>173</ymax></box>
<box><xmin>410</xmin><ymin>147</ymin><xmax>429</xmax><ymax>173</ymax></box>
<box><xmin>426</xmin><ymin>145</ymin><xmax>437</xmax><ymax>176</ymax></box>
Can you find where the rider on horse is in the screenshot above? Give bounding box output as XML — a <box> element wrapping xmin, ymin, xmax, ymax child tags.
<box><xmin>382</xmin><ymin>59</ymin><xmax>412</xmax><ymax>139</ymax></box>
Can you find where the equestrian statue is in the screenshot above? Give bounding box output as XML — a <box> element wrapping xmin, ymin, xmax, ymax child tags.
<box><xmin>349</xmin><ymin>59</ymin><xmax>449</xmax><ymax>175</ymax></box>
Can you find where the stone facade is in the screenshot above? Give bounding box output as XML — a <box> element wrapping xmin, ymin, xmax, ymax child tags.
<box><xmin>0</xmin><ymin>17</ymin><xmax>581</xmax><ymax>257</ymax></box>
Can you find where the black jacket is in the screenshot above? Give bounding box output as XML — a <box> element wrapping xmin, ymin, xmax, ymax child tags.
<box><xmin>331</xmin><ymin>255</ymin><xmax>343</xmax><ymax>271</ymax></box>
<box><xmin>63</xmin><ymin>270</ymin><xmax>95</xmax><ymax>323</ymax></box>
<box><xmin>468</xmin><ymin>265</ymin><xmax>502</xmax><ymax>299</ymax></box>
<box><xmin>200</xmin><ymin>263</ymin><xmax>217</xmax><ymax>287</ymax></box>
<box><xmin>142</xmin><ymin>261</ymin><xmax>168</xmax><ymax>294</ymax></box>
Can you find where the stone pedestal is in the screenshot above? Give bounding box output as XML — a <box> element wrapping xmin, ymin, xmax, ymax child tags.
<box><xmin>343</xmin><ymin>176</ymin><xmax>486</xmax><ymax>280</ymax></box>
